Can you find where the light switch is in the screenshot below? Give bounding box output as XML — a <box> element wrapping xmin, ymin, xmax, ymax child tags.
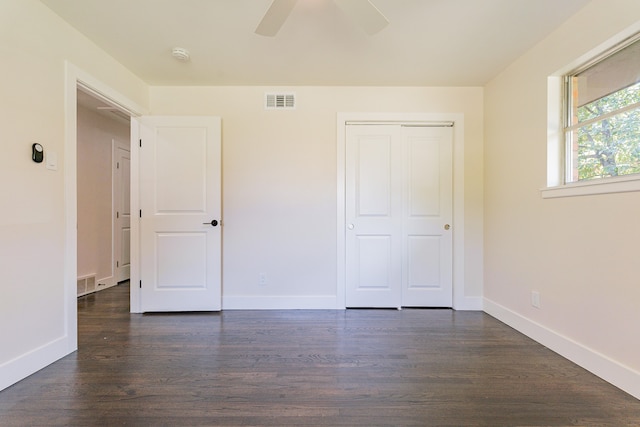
<box><xmin>46</xmin><ymin>150</ymin><xmax>58</xmax><ymax>171</ymax></box>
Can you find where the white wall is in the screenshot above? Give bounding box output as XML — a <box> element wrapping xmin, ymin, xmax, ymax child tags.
<box><xmin>484</xmin><ymin>0</ymin><xmax>640</xmax><ymax>398</ymax></box>
<box><xmin>0</xmin><ymin>0</ymin><xmax>147</xmax><ymax>390</ymax></box>
<box><xmin>148</xmin><ymin>86</ymin><xmax>484</xmax><ymax>309</ymax></box>
<box><xmin>77</xmin><ymin>106</ymin><xmax>129</xmax><ymax>289</ymax></box>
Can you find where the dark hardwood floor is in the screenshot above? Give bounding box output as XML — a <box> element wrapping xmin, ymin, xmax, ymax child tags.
<box><xmin>1</xmin><ymin>282</ymin><xmax>639</xmax><ymax>426</ymax></box>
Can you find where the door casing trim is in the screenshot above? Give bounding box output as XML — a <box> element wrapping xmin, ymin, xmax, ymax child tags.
<box><xmin>64</xmin><ymin>62</ymin><xmax>147</xmax><ymax>333</ymax></box>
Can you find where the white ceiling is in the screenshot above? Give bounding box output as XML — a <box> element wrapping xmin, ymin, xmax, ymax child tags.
<box><xmin>41</xmin><ymin>0</ymin><xmax>590</xmax><ymax>86</ymax></box>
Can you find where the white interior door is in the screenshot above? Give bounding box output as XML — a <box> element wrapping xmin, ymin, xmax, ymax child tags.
<box><xmin>114</xmin><ymin>141</ymin><xmax>131</xmax><ymax>283</ymax></box>
<box><xmin>138</xmin><ymin>116</ymin><xmax>221</xmax><ymax>312</ymax></box>
<box><xmin>345</xmin><ymin>124</ymin><xmax>453</xmax><ymax>308</ymax></box>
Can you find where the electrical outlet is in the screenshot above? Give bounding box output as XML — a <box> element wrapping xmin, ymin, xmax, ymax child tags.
<box><xmin>259</xmin><ymin>273</ymin><xmax>267</xmax><ymax>286</ymax></box>
<box><xmin>531</xmin><ymin>291</ymin><xmax>541</xmax><ymax>309</ymax></box>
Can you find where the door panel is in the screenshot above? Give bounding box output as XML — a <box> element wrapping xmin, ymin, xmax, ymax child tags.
<box><xmin>346</xmin><ymin>124</ymin><xmax>452</xmax><ymax>308</ymax></box>
<box><xmin>357</xmin><ymin>235</ymin><xmax>392</xmax><ymax>288</ymax></box>
<box><xmin>156</xmin><ymin>232</ymin><xmax>207</xmax><ymax>288</ymax></box>
<box><xmin>155</xmin><ymin>127</ymin><xmax>208</xmax><ymax>212</ymax></box>
<box><xmin>408</xmin><ymin>137</ymin><xmax>441</xmax><ymax>217</ymax></box>
<box><xmin>139</xmin><ymin>116</ymin><xmax>221</xmax><ymax>312</ymax></box>
<box><xmin>121</xmin><ymin>228</ymin><xmax>130</xmax><ymax>271</ymax></box>
<box><xmin>406</xmin><ymin>236</ymin><xmax>440</xmax><ymax>288</ymax></box>
<box><xmin>357</xmin><ymin>138</ymin><xmax>392</xmax><ymax>216</ymax></box>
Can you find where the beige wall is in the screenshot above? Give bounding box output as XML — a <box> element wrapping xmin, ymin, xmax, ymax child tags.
<box><xmin>7</xmin><ymin>0</ymin><xmax>636</xmax><ymax>401</ymax></box>
<box><xmin>484</xmin><ymin>0</ymin><xmax>640</xmax><ymax>396</ymax></box>
<box><xmin>149</xmin><ymin>86</ymin><xmax>484</xmax><ymax>307</ymax></box>
<box><xmin>0</xmin><ymin>0</ymin><xmax>147</xmax><ymax>389</ymax></box>
<box><xmin>77</xmin><ymin>106</ymin><xmax>129</xmax><ymax>287</ymax></box>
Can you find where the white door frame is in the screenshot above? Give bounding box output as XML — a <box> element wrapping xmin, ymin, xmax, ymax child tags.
<box><xmin>64</xmin><ymin>63</ymin><xmax>147</xmax><ymax>353</ymax></box>
<box><xmin>336</xmin><ymin>112</ymin><xmax>466</xmax><ymax>310</ymax></box>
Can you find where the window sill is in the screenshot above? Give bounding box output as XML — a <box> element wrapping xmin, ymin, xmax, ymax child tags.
<box><xmin>541</xmin><ymin>175</ymin><xmax>640</xmax><ymax>198</ymax></box>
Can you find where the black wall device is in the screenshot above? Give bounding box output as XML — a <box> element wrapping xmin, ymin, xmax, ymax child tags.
<box><xmin>32</xmin><ymin>143</ymin><xmax>43</xmax><ymax>163</ymax></box>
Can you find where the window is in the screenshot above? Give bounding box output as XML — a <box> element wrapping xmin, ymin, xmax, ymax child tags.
<box><xmin>564</xmin><ymin>35</ymin><xmax>640</xmax><ymax>183</ymax></box>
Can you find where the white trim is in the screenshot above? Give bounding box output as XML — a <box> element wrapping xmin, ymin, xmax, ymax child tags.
<box><xmin>129</xmin><ymin>119</ymin><xmax>142</xmax><ymax>313</ymax></box>
<box><xmin>96</xmin><ymin>274</ymin><xmax>116</xmax><ymax>290</ymax></box>
<box><xmin>111</xmin><ymin>139</ymin><xmax>119</xmax><ymax>284</ymax></box>
<box><xmin>336</xmin><ymin>112</ymin><xmax>467</xmax><ymax>310</ymax></box>
<box><xmin>129</xmin><ymin>117</ymin><xmax>142</xmax><ymax>313</ymax></box>
<box><xmin>345</xmin><ymin>120</ymin><xmax>454</xmax><ymax>127</ymax></box>
<box><xmin>223</xmin><ymin>295</ymin><xmax>338</xmax><ymax>310</ymax></box>
<box><xmin>484</xmin><ymin>298</ymin><xmax>640</xmax><ymax>400</ymax></box>
<box><xmin>64</xmin><ymin>62</ymin><xmax>79</xmax><ymax>356</ymax></box>
<box><xmin>541</xmin><ymin>174</ymin><xmax>640</xmax><ymax>198</ymax></box>
<box><xmin>452</xmin><ymin>296</ymin><xmax>483</xmax><ymax>311</ymax></box>
<box><xmin>565</xmin><ymin>101</ymin><xmax>640</xmax><ymax>132</ymax></box>
<box><xmin>65</xmin><ymin>62</ymin><xmax>148</xmax><ymax>337</ymax></box>
<box><xmin>0</xmin><ymin>337</ymin><xmax>69</xmax><ymax>391</ymax></box>
<box><xmin>112</xmin><ymin>138</ymin><xmax>131</xmax><ymax>284</ymax></box>
<box><xmin>547</xmin><ymin>21</ymin><xmax>640</xmax><ymax>193</ymax></box>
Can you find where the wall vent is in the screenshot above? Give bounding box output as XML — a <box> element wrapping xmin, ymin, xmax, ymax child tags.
<box><xmin>77</xmin><ymin>274</ymin><xmax>97</xmax><ymax>296</ymax></box>
<box><xmin>265</xmin><ymin>93</ymin><xmax>296</xmax><ymax>110</ymax></box>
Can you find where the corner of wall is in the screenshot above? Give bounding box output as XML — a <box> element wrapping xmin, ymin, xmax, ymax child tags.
<box><xmin>484</xmin><ymin>298</ymin><xmax>640</xmax><ymax>400</ymax></box>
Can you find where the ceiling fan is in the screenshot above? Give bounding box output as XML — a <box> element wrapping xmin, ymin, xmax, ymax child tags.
<box><xmin>255</xmin><ymin>0</ymin><xmax>389</xmax><ymax>37</ymax></box>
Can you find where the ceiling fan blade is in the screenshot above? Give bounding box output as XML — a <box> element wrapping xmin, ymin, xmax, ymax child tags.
<box><xmin>255</xmin><ymin>0</ymin><xmax>298</xmax><ymax>37</ymax></box>
<box><xmin>334</xmin><ymin>0</ymin><xmax>389</xmax><ymax>35</ymax></box>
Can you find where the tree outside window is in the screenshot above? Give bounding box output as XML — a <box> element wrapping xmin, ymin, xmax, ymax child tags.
<box><xmin>566</xmin><ymin>37</ymin><xmax>640</xmax><ymax>182</ymax></box>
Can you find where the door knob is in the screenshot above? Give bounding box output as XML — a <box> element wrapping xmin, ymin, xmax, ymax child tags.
<box><xmin>347</xmin><ymin>224</ymin><xmax>355</xmax><ymax>230</ymax></box>
<box><xmin>203</xmin><ymin>220</ymin><xmax>219</xmax><ymax>227</ymax></box>
<box><xmin>444</xmin><ymin>224</ymin><xmax>450</xmax><ymax>230</ymax></box>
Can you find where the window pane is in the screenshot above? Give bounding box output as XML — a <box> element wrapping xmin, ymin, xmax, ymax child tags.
<box><xmin>565</xmin><ymin>35</ymin><xmax>640</xmax><ymax>183</ymax></box>
<box><xmin>576</xmin><ymin>81</ymin><xmax>640</xmax><ymax>123</ymax></box>
<box><xmin>573</xmin><ymin>107</ymin><xmax>640</xmax><ymax>181</ymax></box>
<box><xmin>573</xmin><ymin>38</ymin><xmax>640</xmax><ymax>109</ymax></box>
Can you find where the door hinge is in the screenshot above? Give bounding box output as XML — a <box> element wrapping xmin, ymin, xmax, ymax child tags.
<box><xmin>139</xmin><ymin>280</ymin><xmax>142</xmax><ymax>289</ymax></box>
<box><xmin>139</xmin><ymin>209</ymin><xmax>142</xmax><ymax>218</ymax></box>
<box><xmin>116</xmin><ymin>261</ymin><xmax>119</xmax><ymax>267</ymax></box>
<box><xmin>139</xmin><ymin>139</ymin><xmax>142</xmax><ymax>148</ymax></box>
<box><xmin>117</xmin><ymin>162</ymin><xmax>120</xmax><ymax>169</ymax></box>
<box><xmin>117</xmin><ymin>211</ymin><xmax>119</xmax><ymax>219</ymax></box>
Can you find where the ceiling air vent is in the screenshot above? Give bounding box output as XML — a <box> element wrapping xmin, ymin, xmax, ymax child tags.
<box><xmin>265</xmin><ymin>93</ymin><xmax>296</xmax><ymax>110</ymax></box>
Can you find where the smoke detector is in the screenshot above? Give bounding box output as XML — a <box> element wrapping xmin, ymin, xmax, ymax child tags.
<box><xmin>171</xmin><ymin>47</ymin><xmax>190</xmax><ymax>62</ymax></box>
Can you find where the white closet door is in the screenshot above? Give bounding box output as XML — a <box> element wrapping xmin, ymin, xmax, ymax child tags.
<box><xmin>345</xmin><ymin>124</ymin><xmax>453</xmax><ymax>308</ymax></box>
<box><xmin>346</xmin><ymin>125</ymin><xmax>403</xmax><ymax>308</ymax></box>
<box><xmin>401</xmin><ymin>126</ymin><xmax>453</xmax><ymax>307</ymax></box>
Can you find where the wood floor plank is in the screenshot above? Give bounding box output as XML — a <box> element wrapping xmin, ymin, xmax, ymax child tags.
<box><xmin>1</xmin><ymin>282</ymin><xmax>639</xmax><ymax>426</ymax></box>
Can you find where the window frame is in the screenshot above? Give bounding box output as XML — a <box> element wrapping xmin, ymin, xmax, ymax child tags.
<box><xmin>543</xmin><ymin>29</ymin><xmax>640</xmax><ymax>199</ymax></box>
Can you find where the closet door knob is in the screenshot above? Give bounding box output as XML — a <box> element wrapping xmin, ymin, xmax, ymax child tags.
<box><xmin>203</xmin><ymin>220</ymin><xmax>219</xmax><ymax>227</ymax></box>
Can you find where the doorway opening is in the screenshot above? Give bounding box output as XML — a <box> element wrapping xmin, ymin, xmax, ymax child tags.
<box><xmin>64</xmin><ymin>63</ymin><xmax>144</xmax><ymax>352</ymax></box>
<box><xmin>76</xmin><ymin>87</ymin><xmax>131</xmax><ymax>299</ymax></box>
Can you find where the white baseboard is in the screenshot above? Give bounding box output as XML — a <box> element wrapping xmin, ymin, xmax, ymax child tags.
<box><xmin>96</xmin><ymin>274</ymin><xmax>115</xmax><ymax>290</ymax></box>
<box><xmin>484</xmin><ymin>298</ymin><xmax>640</xmax><ymax>400</ymax></box>
<box><xmin>454</xmin><ymin>296</ymin><xmax>483</xmax><ymax>311</ymax></box>
<box><xmin>223</xmin><ymin>295</ymin><xmax>339</xmax><ymax>310</ymax></box>
<box><xmin>224</xmin><ymin>295</ymin><xmax>483</xmax><ymax>311</ymax></box>
<box><xmin>0</xmin><ymin>336</ymin><xmax>72</xmax><ymax>391</ymax></box>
